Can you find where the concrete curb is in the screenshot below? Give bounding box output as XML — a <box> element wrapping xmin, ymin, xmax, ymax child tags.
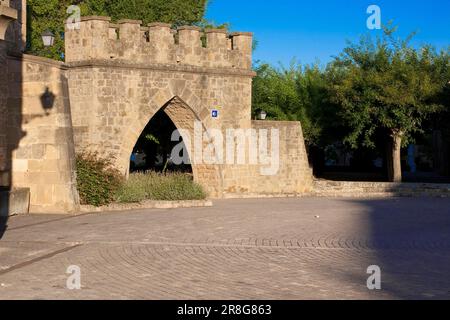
<box><xmin>223</xmin><ymin>193</ymin><xmax>309</xmax><ymax>199</ymax></box>
<box><xmin>80</xmin><ymin>199</ymin><xmax>213</xmax><ymax>213</ymax></box>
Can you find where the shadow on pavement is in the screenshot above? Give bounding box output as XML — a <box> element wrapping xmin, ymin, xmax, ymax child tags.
<box><xmin>0</xmin><ymin>215</ymin><xmax>7</xmax><ymax>239</ymax></box>
<box><xmin>0</xmin><ymin>187</ymin><xmax>9</xmax><ymax>239</ymax></box>
<box><xmin>355</xmin><ymin>197</ymin><xmax>450</xmax><ymax>299</ymax></box>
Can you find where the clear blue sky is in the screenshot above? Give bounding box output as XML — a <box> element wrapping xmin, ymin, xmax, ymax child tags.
<box><xmin>206</xmin><ymin>0</ymin><xmax>450</xmax><ymax>67</ymax></box>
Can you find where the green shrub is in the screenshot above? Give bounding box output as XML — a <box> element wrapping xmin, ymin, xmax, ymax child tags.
<box><xmin>116</xmin><ymin>171</ymin><xmax>207</xmax><ymax>203</ymax></box>
<box><xmin>75</xmin><ymin>153</ymin><xmax>124</xmax><ymax>207</ymax></box>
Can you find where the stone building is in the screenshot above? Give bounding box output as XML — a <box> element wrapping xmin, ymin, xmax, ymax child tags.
<box><xmin>0</xmin><ymin>1</ymin><xmax>313</xmax><ymax>214</ymax></box>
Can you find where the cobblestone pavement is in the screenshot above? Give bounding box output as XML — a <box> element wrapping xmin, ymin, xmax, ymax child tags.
<box><xmin>0</xmin><ymin>197</ymin><xmax>449</xmax><ymax>300</ymax></box>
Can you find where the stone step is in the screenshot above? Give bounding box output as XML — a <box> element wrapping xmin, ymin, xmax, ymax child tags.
<box><xmin>0</xmin><ymin>188</ymin><xmax>30</xmax><ymax>216</ymax></box>
<box><xmin>312</xmin><ymin>180</ymin><xmax>450</xmax><ymax>198</ymax></box>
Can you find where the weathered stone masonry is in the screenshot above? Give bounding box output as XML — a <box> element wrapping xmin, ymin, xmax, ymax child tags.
<box><xmin>5</xmin><ymin>54</ymin><xmax>79</xmax><ymax>213</ymax></box>
<box><xmin>65</xmin><ymin>16</ymin><xmax>312</xmax><ymax>199</ymax></box>
<box><xmin>1</xmin><ymin>2</ymin><xmax>313</xmax><ymax>214</ymax></box>
<box><xmin>1</xmin><ymin>1</ymin><xmax>79</xmax><ymax>213</ymax></box>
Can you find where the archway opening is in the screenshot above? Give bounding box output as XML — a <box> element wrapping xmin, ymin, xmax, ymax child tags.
<box><xmin>129</xmin><ymin>109</ymin><xmax>192</xmax><ymax>175</ymax></box>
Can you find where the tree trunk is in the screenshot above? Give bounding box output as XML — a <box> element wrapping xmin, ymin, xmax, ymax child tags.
<box><xmin>433</xmin><ymin>130</ymin><xmax>446</xmax><ymax>175</ymax></box>
<box><xmin>387</xmin><ymin>131</ymin><xmax>403</xmax><ymax>182</ymax></box>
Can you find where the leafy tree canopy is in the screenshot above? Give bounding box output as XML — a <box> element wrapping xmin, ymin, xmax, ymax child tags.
<box><xmin>327</xmin><ymin>24</ymin><xmax>448</xmax><ymax>149</ymax></box>
<box><xmin>251</xmin><ymin>24</ymin><xmax>449</xmax><ymax>181</ymax></box>
<box><xmin>252</xmin><ymin>61</ymin><xmax>341</xmax><ymax>146</ymax></box>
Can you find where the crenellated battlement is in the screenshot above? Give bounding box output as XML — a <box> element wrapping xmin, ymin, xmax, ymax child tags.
<box><xmin>65</xmin><ymin>16</ymin><xmax>253</xmax><ymax>70</ymax></box>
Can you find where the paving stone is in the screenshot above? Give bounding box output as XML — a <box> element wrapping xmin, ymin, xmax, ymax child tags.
<box><xmin>0</xmin><ymin>197</ymin><xmax>449</xmax><ymax>299</ymax></box>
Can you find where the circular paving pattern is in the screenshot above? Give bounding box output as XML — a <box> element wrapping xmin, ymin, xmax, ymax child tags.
<box><xmin>1</xmin><ymin>197</ymin><xmax>450</xmax><ymax>299</ymax></box>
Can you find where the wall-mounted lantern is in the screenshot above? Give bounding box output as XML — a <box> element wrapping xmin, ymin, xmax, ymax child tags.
<box><xmin>259</xmin><ymin>110</ymin><xmax>267</xmax><ymax>120</ymax></box>
<box><xmin>41</xmin><ymin>30</ymin><xmax>55</xmax><ymax>47</ymax></box>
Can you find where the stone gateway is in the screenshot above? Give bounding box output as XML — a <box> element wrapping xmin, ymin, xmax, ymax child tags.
<box><xmin>0</xmin><ymin>1</ymin><xmax>313</xmax><ymax>213</ymax></box>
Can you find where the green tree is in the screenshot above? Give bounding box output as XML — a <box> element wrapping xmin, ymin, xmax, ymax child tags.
<box><xmin>27</xmin><ymin>0</ymin><xmax>209</xmax><ymax>60</ymax></box>
<box><xmin>252</xmin><ymin>61</ymin><xmax>340</xmax><ymax>147</ymax></box>
<box><xmin>327</xmin><ymin>26</ymin><xmax>448</xmax><ymax>182</ymax></box>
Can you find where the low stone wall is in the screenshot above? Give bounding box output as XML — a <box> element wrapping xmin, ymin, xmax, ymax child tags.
<box><xmin>312</xmin><ymin>180</ymin><xmax>450</xmax><ymax>198</ymax></box>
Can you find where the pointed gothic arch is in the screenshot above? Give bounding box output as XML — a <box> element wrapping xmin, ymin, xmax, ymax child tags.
<box><xmin>118</xmin><ymin>95</ymin><xmax>223</xmax><ymax>197</ymax></box>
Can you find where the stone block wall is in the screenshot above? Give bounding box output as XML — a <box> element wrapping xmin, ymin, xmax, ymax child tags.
<box><xmin>66</xmin><ymin>62</ymin><xmax>253</xmax><ymax>197</ymax></box>
<box><xmin>66</xmin><ymin>61</ymin><xmax>253</xmax><ymax>176</ymax></box>
<box><xmin>2</xmin><ymin>0</ymin><xmax>25</xmax><ymax>50</ymax></box>
<box><xmin>0</xmin><ymin>0</ymin><xmax>16</xmax><ymax>188</ymax></box>
<box><xmin>221</xmin><ymin>121</ymin><xmax>313</xmax><ymax>196</ymax></box>
<box><xmin>65</xmin><ymin>15</ymin><xmax>314</xmax><ymax>200</ymax></box>
<box><xmin>4</xmin><ymin>54</ymin><xmax>79</xmax><ymax>213</ymax></box>
<box><xmin>0</xmin><ymin>41</ymin><xmax>8</xmax><ymax>186</ymax></box>
<box><xmin>1</xmin><ymin>0</ymin><xmax>78</xmax><ymax>213</ymax></box>
<box><xmin>1</xmin><ymin>8</ymin><xmax>314</xmax><ymax>213</ymax></box>
<box><xmin>251</xmin><ymin>120</ymin><xmax>313</xmax><ymax>194</ymax></box>
<box><xmin>0</xmin><ymin>1</ymin><xmax>17</xmax><ymax>43</ymax></box>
